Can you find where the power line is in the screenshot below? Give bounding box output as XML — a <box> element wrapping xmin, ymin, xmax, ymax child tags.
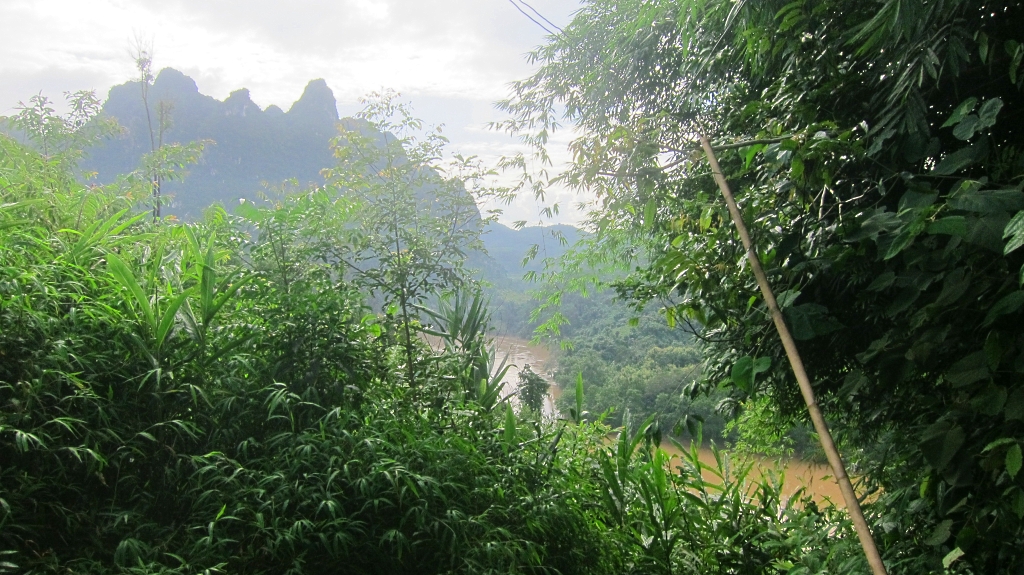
<box><xmin>506</xmin><ymin>0</ymin><xmax>557</xmax><ymax>35</ymax></box>
<box><xmin>518</xmin><ymin>0</ymin><xmax>563</xmax><ymax>33</ymax></box>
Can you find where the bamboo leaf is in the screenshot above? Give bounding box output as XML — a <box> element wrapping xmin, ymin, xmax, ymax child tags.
<box><xmin>107</xmin><ymin>252</ymin><xmax>154</xmax><ymax>331</ymax></box>
<box><xmin>155</xmin><ymin>289</ymin><xmax>191</xmax><ymax>350</ymax></box>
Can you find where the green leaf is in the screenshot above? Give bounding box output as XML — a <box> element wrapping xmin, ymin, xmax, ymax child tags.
<box><xmin>942</xmin><ymin>547</ymin><xmax>965</xmax><ymax>569</ymax></box>
<box><xmin>731</xmin><ymin>356</ymin><xmax>754</xmax><ymax>393</ymax></box>
<box><xmin>921</xmin><ymin>423</ymin><xmax>965</xmax><ymax>471</ymax></box>
<box><xmin>234</xmin><ymin>199</ymin><xmax>262</xmax><ymax>221</ymax></box>
<box><xmin>155</xmin><ymin>290</ymin><xmax>191</xmax><ymax>351</ymax></box>
<box><xmin>982</xmin><ymin>438</ymin><xmax>1017</xmax><ymax>452</ymax></box>
<box><xmin>942</xmin><ymin>98</ymin><xmax>978</xmax><ymax>128</ymax></box>
<box><xmin>949</xmin><ymin>189</ymin><xmax>1024</xmax><ymax>214</ymax></box>
<box><xmin>946</xmin><ymin>352</ymin><xmax>989</xmax><ymax>387</ymax></box>
<box><xmin>1009</xmin><ymin>40</ymin><xmax>1023</xmax><ymax>84</ymax></box>
<box><xmin>1007</xmin><ymin>444</ymin><xmax>1022</xmax><ymax>479</ymax></box>
<box><xmin>1003</xmin><ymin>211</ymin><xmax>1024</xmax><ymax>254</ymax></box>
<box><xmin>1005</xmin><ymin>389</ymin><xmax>1024</xmax><ymax>421</ymax></box>
<box><xmin>927</xmin><ymin>216</ymin><xmax>968</xmax><ymax>237</ymax></box>
<box><xmin>983</xmin><ymin>291</ymin><xmax>1024</xmax><ymax>326</ymax></box>
<box><xmin>977</xmin><ymin>98</ymin><xmax>1004</xmax><ymax>129</ymax></box>
<box><xmin>107</xmin><ymin>253</ymin><xmax>155</xmax><ymax>332</ymax></box>
<box><xmin>752</xmin><ymin>356</ymin><xmax>771</xmax><ymax>376</ymax></box>
<box><xmin>1013</xmin><ymin>492</ymin><xmax>1024</xmax><ymax>519</ymax></box>
<box><xmin>899</xmin><ymin>191</ymin><xmax>938</xmax><ymax>211</ymax></box>
<box><xmin>784</xmin><ymin>303</ymin><xmax>843</xmax><ymax>340</ymax></box>
<box><xmin>790</xmin><ymin>156</ymin><xmax>805</xmax><ymax>179</ymax></box>
<box><xmin>926</xmin><ymin>519</ymin><xmax>953</xmax><ymax>546</ymax></box>
<box><xmin>642</xmin><ymin>198</ymin><xmax>656</xmax><ymax>232</ymax></box>
<box><xmin>867</xmin><ymin>271</ymin><xmax>897</xmax><ymax>291</ymax></box>
<box><xmin>504</xmin><ymin>405</ymin><xmax>516</xmax><ymax>448</ymax></box>
<box><xmin>952</xmin><ymin>115</ymin><xmax>981</xmax><ymax>141</ymax></box>
<box><xmin>884</xmin><ymin>222</ymin><xmax>926</xmax><ymax>259</ymax></box>
<box><xmin>932</xmin><ymin>146</ymin><xmax>978</xmax><ymax>176</ymax></box>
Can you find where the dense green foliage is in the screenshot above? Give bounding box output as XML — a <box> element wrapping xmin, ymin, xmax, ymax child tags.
<box><xmin>2</xmin><ymin>89</ymin><xmax>871</xmax><ymax>574</ymax></box>
<box><xmin>0</xmin><ymin>124</ymin><xmax>613</xmax><ymax>574</ymax></box>
<box><xmin>549</xmin><ymin>296</ymin><xmax>728</xmax><ymax>441</ymax></box>
<box><xmin>502</xmin><ymin>0</ymin><xmax>1024</xmax><ymax>572</ymax></box>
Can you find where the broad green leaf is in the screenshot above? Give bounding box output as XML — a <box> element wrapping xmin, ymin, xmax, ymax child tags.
<box><xmin>884</xmin><ymin>219</ymin><xmax>927</xmax><ymax>259</ymax></box>
<box><xmin>952</xmin><ymin>115</ymin><xmax>981</xmax><ymax>141</ymax></box>
<box><xmin>925</xmin><ymin>520</ymin><xmax>953</xmax><ymax>546</ymax></box>
<box><xmin>1009</xmin><ymin>40</ymin><xmax>1023</xmax><ymax>84</ymax></box>
<box><xmin>784</xmin><ymin>303</ymin><xmax>843</xmax><ymax>340</ymax></box>
<box><xmin>731</xmin><ymin>356</ymin><xmax>754</xmax><ymax>392</ymax></box>
<box><xmin>1014</xmin><ymin>492</ymin><xmax>1024</xmax><ymax>519</ymax></box>
<box><xmin>1008</xmin><ymin>444</ymin><xmax>1022</xmax><ymax>479</ymax></box>
<box><xmin>977</xmin><ymin>98</ymin><xmax>1004</xmax><ymax>129</ymax></box>
<box><xmin>949</xmin><ymin>189</ymin><xmax>1024</xmax><ymax>214</ymax></box>
<box><xmin>898</xmin><ymin>191</ymin><xmax>937</xmax><ymax>211</ymax></box>
<box><xmin>946</xmin><ymin>352</ymin><xmax>989</xmax><ymax>387</ymax></box>
<box><xmin>928</xmin><ymin>425</ymin><xmax>965</xmax><ymax>471</ymax></box>
<box><xmin>942</xmin><ymin>547</ymin><xmax>965</xmax><ymax>569</ymax></box>
<box><xmin>932</xmin><ymin>147</ymin><xmax>978</xmax><ymax>176</ymax></box>
<box><xmin>983</xmin><ymin>291</ymin><xmax>1024</xmax><ymax>326</ymax></box>
<box><xmin>752</xmin><ymin>356</ymin><xmax>771</xmax><ymax>376</ymax></box>
<box><xmin>1006</xmin><ymin>389</ymin><xmax>1024</xmax><ymax>421</ymax></box>
<box><xmin>867</xmin><ymin>271</ymin><xmax>896</xmax><ymax>291</ymax></box>
<box><xmin>942</xmin><ymin>98</ymin><xmax>978</xmax><ymax>128</ymax></box>
<box><xmin>927</xmin><ymin>216</ymin><xmax>968</xmax><ymax>237</ymax></box>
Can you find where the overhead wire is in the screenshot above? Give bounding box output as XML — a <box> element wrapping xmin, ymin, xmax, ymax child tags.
<box><xmin>517</xmin><ymin>0</ymin><xmax>563</xmax><ymax>33</ymax></box>
<box><xmin>505</xmin><ymin>0</ymin><xmax>557</xmax><ymax>35</ymax></box>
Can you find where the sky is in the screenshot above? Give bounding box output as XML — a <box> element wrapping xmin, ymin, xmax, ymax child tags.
<box><xmin>0</xmin><ymin>0</ymin><xmax>583</xmax><ymax>225</ymax></box>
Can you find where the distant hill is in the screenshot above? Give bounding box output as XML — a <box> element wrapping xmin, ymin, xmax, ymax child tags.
<box><xmin>79</xmin><ymin>68</ymin><xmax>578</xmax><ymax>284</ymax></box>
<box><xmin>83</xmin><ymin>68</ymin><xmax>339</xmax><ymax>218</ymax></box>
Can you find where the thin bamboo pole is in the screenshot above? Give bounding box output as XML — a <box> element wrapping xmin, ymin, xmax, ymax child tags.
<box><xmin>698</xmin><ymin>134</ymin><xmax>888</xmax><ymax>575</ymax></box>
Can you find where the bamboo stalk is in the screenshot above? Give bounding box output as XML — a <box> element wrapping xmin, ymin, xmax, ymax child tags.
<box><xmin>698</xmin><ymin>134</ymin><xmax>888</xmax><ymax>575</ymax></box>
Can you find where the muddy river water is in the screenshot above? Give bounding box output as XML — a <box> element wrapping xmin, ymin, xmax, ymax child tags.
<box><xmin>492</xmin><ymin>336</ymin><xmax>845</xmax><ymax>506</ymax></box>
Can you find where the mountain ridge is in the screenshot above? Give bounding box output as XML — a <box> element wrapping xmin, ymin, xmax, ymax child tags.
<box><xmin>83</xmin><ymin>68</ymin><xmax>340</xmax><ymax>217</ymax></box>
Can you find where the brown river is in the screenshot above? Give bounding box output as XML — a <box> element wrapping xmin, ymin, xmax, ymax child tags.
<box><xmin>492</xmin><ymin>336</ymin><xmax>845</xmax><ymax>506</ymax></box>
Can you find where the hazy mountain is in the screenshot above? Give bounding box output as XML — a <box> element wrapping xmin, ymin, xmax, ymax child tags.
<box><xmin>80</xmin><ymin>68</ymin><xmax>577</xmax><ymax>282</ymax></box>
<box><xmin>83</xmin><ymin>68</ymin><xmax>339</xmax><ymax>218</ymax></box>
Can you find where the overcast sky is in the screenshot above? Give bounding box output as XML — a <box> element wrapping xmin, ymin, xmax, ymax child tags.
<box><xmin>0</xmin><ymin>0</ymin><xmax>582</xmax><ymax>224</ymax></box>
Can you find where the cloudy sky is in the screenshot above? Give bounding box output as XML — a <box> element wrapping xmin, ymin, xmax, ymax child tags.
<box><xmin>0</xmin><ymin>0</ymin><xmax>582</xmax><ymax>224</ymax></box>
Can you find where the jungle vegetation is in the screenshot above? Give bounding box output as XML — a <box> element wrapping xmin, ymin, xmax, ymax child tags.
<box><xmin>2</xmin><ymin>0</ymin><xmax>1023</xmax><ymax>573</ymax></box>
<box><xmin>0</xmin><ymin>86</ymin><xmax>861</xmax><ymax>575</ymax></box>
